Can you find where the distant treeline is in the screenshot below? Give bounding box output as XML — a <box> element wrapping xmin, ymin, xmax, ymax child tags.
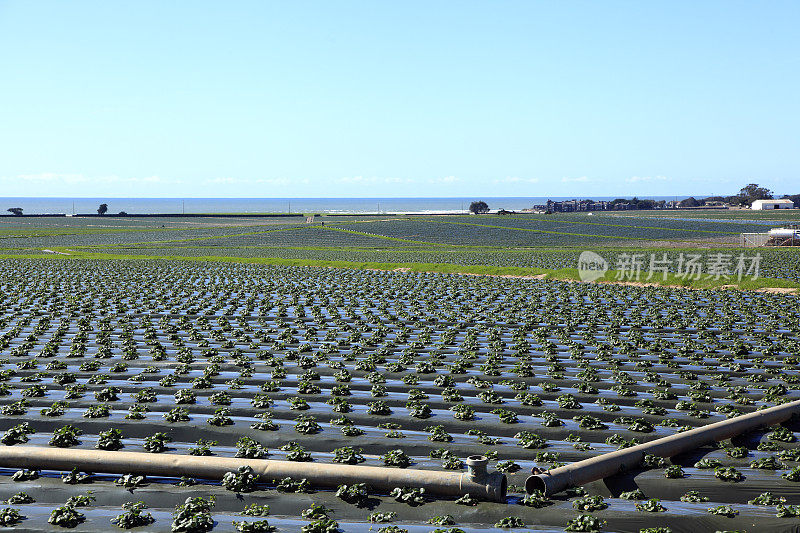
<box><xmin>573</xmin><ymin>184</ymin><xmax>799</xmax><ymax>210</ymax></box>
<box><xmin>679</xmin><ymin>194</ymin><xmax>800</xmax><ymax>208</ymax></box>
<box><xmin>678</xmin><ymin>184</ymin><xmax>799</xmax><ymax>208</ymax></box>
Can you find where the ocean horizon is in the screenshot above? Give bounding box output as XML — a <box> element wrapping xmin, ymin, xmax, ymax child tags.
<box><xmin>1</xmin><ymin>196</ymin><xmax>688</xmax><ymax>215</ymax></box>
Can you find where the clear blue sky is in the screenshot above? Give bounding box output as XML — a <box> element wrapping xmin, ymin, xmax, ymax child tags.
<box><xmin>0</xmin><ymin>1</ymin><xmax>797</xmax><ymax>198</ymax></box>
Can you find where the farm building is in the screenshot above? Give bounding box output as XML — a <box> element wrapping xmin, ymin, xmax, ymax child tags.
<box><xmin>751</xmin><ymin>198</ymin><xmax>795</xmax><ymax>210</ymax></box>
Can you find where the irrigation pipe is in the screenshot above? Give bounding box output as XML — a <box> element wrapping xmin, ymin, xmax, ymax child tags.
<box><xmin>527</xmin><ymin>398</ymin><xmax>800</xmax><ymax>496</ymax></box>
<box><xmin>0</xmin><ymin>447</ymin><xmax>506</xmax><ymax>502</ymax></box>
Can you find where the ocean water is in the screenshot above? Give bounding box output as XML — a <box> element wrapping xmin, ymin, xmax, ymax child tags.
<box><xmin>0</xmin><ymin>197</ymin><xmax>680</xmax><ymax>215</ymax></box>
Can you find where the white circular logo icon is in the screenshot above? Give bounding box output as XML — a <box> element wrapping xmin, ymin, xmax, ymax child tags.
<box><xmin>578</xmin><ymin>251</ymin><xmax>608</xmax><ymax>282</ymax></box>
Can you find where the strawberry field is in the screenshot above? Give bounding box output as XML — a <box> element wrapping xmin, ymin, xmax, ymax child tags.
<box><xmin>0</xmin><ymin>212</ymin><xmax>778</xmax><ymax>251</ymax></box>
<box><xmin>0</xmin><ymin>259</ymin><xmax>798</xmax><ymax>531</ymax></box>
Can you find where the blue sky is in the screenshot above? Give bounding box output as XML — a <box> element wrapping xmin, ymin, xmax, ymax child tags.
<box><xmin>0</xmin><ymin>1</ymin><xmax>797</xmax><ymax>198</ymax></box>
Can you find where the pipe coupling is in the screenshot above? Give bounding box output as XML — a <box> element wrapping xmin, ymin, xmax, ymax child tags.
<box><xmin>462</xmin><ymin>455</ymin><xmax>507</xmax><ymax>502</ymax></box>
<box><xmin>466</xmin><ymin>455</ymin><xmax>488</xmax><ymax>481</ymax></box>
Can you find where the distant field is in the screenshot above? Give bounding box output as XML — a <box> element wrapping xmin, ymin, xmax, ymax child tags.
<box><xmin>0</xmin><ymin>213</ymin><xmax>787</xmax><ymax>250</ymax></box>
<box><xmin>323</xmin><ymin>216</ymin><xmax>753</xmax><ymax>246</ymax></box>
<box><xmin>618</xmin><ymin>208</ymin><xmax>800</xmax><ymax>221</ymax></box>
<box><xmin>0</xmin><ymin>213</ymin><xmax>797</xmax><ymax>283</ymax></box>
<box><xmin>32</xmin><ymin>245</ymin><xmax>798</xmax><ymax>284</ymax></box>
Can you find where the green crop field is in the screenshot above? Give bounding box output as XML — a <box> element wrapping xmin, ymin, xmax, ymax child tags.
<box><xmin>0</xmin><ymin>213</ymin><xmax>798</xmax><ymax>532</ymax></box>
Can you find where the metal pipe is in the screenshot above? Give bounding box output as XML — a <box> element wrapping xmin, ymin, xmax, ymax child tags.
<box><xmin>527</xmin><ymin>398</ymin><xmax>800</xmax><ymax>496</ymax></box>
<box><xmin>0</xmin><ymin>447</ymin><xmax>506</xmax><ymax>502</ymax></box>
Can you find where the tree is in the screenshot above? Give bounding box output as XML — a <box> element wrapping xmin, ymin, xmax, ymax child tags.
<box><xmin>6</xmin><ymin>208</ymin><xmax>23</xmax><ymax>216</ymax></box>
<box><xmin>630</xmin><ymin>197</ymin><xmax>656</xmax><ymax>210</ymax></box>
<box><xmin>97</xmin><ymin>203</ymin><xmax>108</xmax><ymax>216</ymax></box>
<box><xmin>782</xmin><ymin>194</ymin><xmax>800</xmax><ymax>208</ymax></box>
<box><xmin>678</xmin><ymin>197</ymin><xmax>701</xmax><ymax>208</ymax></box>
<box><xmin>724</xmin><ymin>195</ymin><xmax>746</xmax><ymax>207</ymax></box>
<box><xmin>469</xmin><ymin>201</ymin><xmax>489</xmax><ymax>214</ymax></box>
<box><xmin>739</xmin><ymin>183</ymin><xmax>773</xmax><ymax>203</ymax></box>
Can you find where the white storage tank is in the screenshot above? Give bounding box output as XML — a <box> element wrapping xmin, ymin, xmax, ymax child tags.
<box><xmin>768</xmin><ymin>228</ymin><xmax>800</xmax><ymax>238</ymax></box>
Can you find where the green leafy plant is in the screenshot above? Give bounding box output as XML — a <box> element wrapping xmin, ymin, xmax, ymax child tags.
<box><xmin>565</xmin><ymin>514</ymin><xmax>605</xmax><ymax>532</ymax></box>
<box><xmin>10</xmin><ymin>469</ymin><xmax>38</xmax><ymax>482</ymax></box>
<box><xmin>236</xmin><ymin>437</ymin><xmax>269</xmax><ymax>459</ymax></box>
<box><xmin>188</xmin><ymin>439</ymin><xmax>217</xmax><ymax>456</ymax></box>
<box><xmin>48</xmin><ymin>505</ymin><xmax>85</xmax><ymax>528</ymax></box>
<box><xmin>208</xmin><ymin>407</ymin><xmax>234</xmax><ymax>426</ymax></box>
<box><xmin>495</xmin><ymin>516</ymin><xmax>526</xmax><ymax>528</ymax></box>
<box><xmin>573</xmin><ymin>495</ymin><xmax>607</xmax><ymax>512</ymax></box>
<box><xmin>491</xmin><ymin>408</ymin><xmax>519</xmax><ymax>424</ymax></box>
<box><xmin>83</xmin><ymin>404</ymin><xmax>111</xmax><ymax>418</ymax></box>
<box><xmin>300</xmin><ymin>517</ymin><xmax>339</xmax><ymax>533</ymax></box>
<box><xmin>641</xmin><ymin>454</ymin><xmax>668</xmax><ymax>469</ymax></box>
<box><xmin>96</xmin><ymin>428</ymin><xmax>124</xmax><ymax>450</ymax></box>
<box><xmin>620</xmin><ymin>489</ymin><xmax>646</xmax><ymax>500</ymax></box>
<box><xmin>776</xmin><ymin>504</ymin><xmax>800</xmax><ymax>518</ymax></box>
<box><xmin>61</xmin><ymin>468</ymin><xmax>92</xmax><ymax>485</ymax></box>
<box><xmin>636</xmin><ymin>499</ymin><xmax>667</xmax><ymax>512</ymax></box>
<box><xmin>750</xmin><ymin>456</ymin><xmax>785</xmax><ymax>470</ymax></box>
<box><xmin>495</xmin><ymin>460</ymin><xmax>520</xmax><ymax>473</ymax></box>
<box><xmin>783</xmin><ymin>466</ymin><xmax>800</xmax><ymax>481</ymax></box>
<box><xmin>454</xmin><ymin>493</ymin><xmax>479</xmax><ymax>506</ymax></box>
<box><xmin>680</xmin><ymin>490</ymin><xmax>709</xmax><ymax>503</ymax></box>
<box><xmin>749</xmin><ymin>492</ymin><xmax>786</xmax><ymax>505</ymax></box>
<box><xmin>294</xmin><ymin>415</ymin><xmax>321</xmax><ymax>434</ymax></box>
<box><xmin>428</xmin><ymin>515</ymin><xmax>456</xmax><ymax>526</ymax></box>
<box><xmin>768</xmin><ymin>426</ymin><xmax>796</xmax><ymax>442</ymax></box>
<box><xmin>275</xmin><ymin>477</ymin><xmax>314</xmax><ymax>493</ymax></box>
<box><xmin>663</xmin><ymin>465</ymin><xmax>685</xmax><ymax>478</ymax></box>
<box><xmin>382</xmin><ymin>449</ymin><xmax>411</xmax><ymax>468</ymax></box>
<box><xmin>163</xmin><ymin>407</ymin><xmax>190</xmax><ymax>423</ymax></box>
<box><xmin>0</xmin><ymin>507</ymin><xmax>24</xmax><ymax>526</ymax></box>
<box><xmin>300</xmin><ymin>503</ymin><xmax>330</xmax><ymax>520</ymax></box>
<box><xmin>233</xmin><ymin>519</ymin><xmax>274</xmax><ymax>533</ymax></box>
<box><xmin>714</xmin><ymin>466</ymin><xmax>744</xmax><ymax>482</ymax></box>
<box><xmin>694</xmin><ymin>458</ymin><xmax>722</xmax><ymax>469</ymax></box>
<box><xmin>242</xmin><ymin>504</ymin><xmax>270</xmax><ymax>517</ymax></box>
<box><xmin>707</xmin><ymin>505</ymin><xmax>739</xmax><ymax>517</ymax></box>
<box><xmin>50</xmin><ymin>425</ymin><xmax>82</xmax><ymax>448</ymax></box>
<box><xmin>281</xmin><ymin>441</ymin><xmax>312</xmax><ymax>461</ymax></box>
<box><xmin>223</xmin><ymin>465</ymin><xmax>260</xmax><ymax>493</ymax></box>
<box><xmin>143</xmin><ymin>432</ymin><xmax>172</xmax><ymax>453</ymax></box>
<box><xmin>515</xmin><ymin>431</ymin><xmax>548</xmax><ymax>449</ymax></box>
<box><xmin>333</xmin><ymin>446</ymin><xmax>365</xmax><ymax>464</ymax></box>
<box><xmin>5</xmin><ymin>492</ymin><xmax>34</xmax><ymax>504</ymax></box>
<box><xmin>115</xmin><ymin>474</ymin><xmax>147</xmax><ymax>490</ymax></box>
<box><xmin>1</xmin><ymin>422</ymin><xmax>35</xmax><ymax>445</ymax></box>
<box><xmin>369</xmin><ymin>511</ymin><xmax>397</xmax><ymax>523</ymax></box>
<box><xmin>335</xmin><ymin>483</ymin><xmax>369</xmax><ymax>504</ymax></box>
<box><xmin>171</xmin><ymin>496</ymin><xmax>215</xmax><ymax>533</ymax></box>
<box><xmin>389</xmin><ymin>486</ymin><xmax>425</xmax><ymax>505</ymax></box>
<box><xmin>63</xmin><ymin>491</ymin><xmax>95</xmax><ymax>507</ymax></box>
<box><xmin>367</xmin><ymin>400</ymin><xmax>392</xmax><ymax>415</ymax></box>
